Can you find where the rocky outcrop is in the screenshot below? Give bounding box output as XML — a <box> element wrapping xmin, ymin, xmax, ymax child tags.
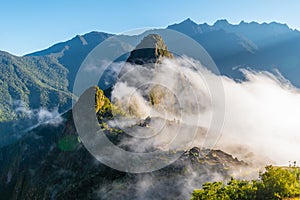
<box><xmin>126</xmin><ymin>34</ymin><xmax>173</xmax><ymax>65</ymax></box>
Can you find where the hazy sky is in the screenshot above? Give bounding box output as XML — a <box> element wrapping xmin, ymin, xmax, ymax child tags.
<box><xmin>1</xmin><ymin>0</ymin><xmax>300</xmax><ymax>56</ymax></box>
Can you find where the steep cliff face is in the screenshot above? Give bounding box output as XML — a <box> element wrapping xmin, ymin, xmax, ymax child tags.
<box><xmin>126</xmin><ymin>34</ymin><xmax>173</xmax><ymax>65</ymax></box>
<box><xmin>95</xmin><ymin>86</ymin><xmax>112</xmax><ymax>117</ymax></box>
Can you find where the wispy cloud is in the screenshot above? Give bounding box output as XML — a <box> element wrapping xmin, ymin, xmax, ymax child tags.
<box><xmin>13</xmin><ymin>100</ymin><xmax>63</xmax><ymax>127</ymax></box>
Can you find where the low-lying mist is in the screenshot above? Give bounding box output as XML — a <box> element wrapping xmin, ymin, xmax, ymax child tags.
<box><xmin>110</xmin><ymin>56</ymin><xmax>300</xmax><ymax>167</ymax></box>
<box><xmin>0</xmin><ymin>101</ymin><xmax>64</xmax><ymax>147</ymax></box>
<box><xmin>218</xmin><ymin>68</ymin><xmax>300</xmax><ymax>166</ymax></box>
<box><xmin>13</xmin><ymin>100</ymin><xmax>64</xmax><ymax>130</ymax></box>
<box><xmin>13</xmin><ymin>100</ymin><xmax>63</xmax><ymax>126</ymax></box>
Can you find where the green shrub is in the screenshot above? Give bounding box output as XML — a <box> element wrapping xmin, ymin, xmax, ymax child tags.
<box><xmin>191</xmin><ymin>166</ymin><xmax>300</xmax><ymax>200</ymax></box>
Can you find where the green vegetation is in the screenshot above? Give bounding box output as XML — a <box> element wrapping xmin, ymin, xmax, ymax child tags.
<box><xmin>95</xmin><ymin>86</ymin><xmax>112</xmax><ymax>117</ymax></box>
<box><xmin>0</xmin><ymin>51</ymin><xmax>74</xmax><ymax>122</ymax></box>
<box><xmin>95</xmin><ymin>86</ymin><xmax>126</xmax><ymax>119</ymax></box>
<box><xmin>191</xmin><ymin>166</ymin><xmax>300</xmax><ymax>200</ymax></box>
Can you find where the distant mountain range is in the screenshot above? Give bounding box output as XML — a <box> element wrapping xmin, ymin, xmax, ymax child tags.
<box><xmin>1</xmin><ymin>18</ymin><xmax>300</xmax><ymax>135</ymax></box>
<box><xmin>168</xmin><ymin>18</ymin><xmax>300</xmax><ymax>86</ymax></box>
<box><xmin>27</xmin><ymin>18</ymin><xmax>300</xmax><ymax>89</ymax></box>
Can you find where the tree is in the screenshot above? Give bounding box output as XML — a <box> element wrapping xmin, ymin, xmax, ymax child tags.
<box><xmin>191</xmin><ymin>165</ymin><xmax>300</xmax><ymax>200</ymax></box>
<box><xmin>256</xmin><ymin>166</ymin><xmax>300</xmax><ymax>199</ymax></box>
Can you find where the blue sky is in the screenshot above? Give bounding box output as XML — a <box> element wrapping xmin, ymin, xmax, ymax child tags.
<box><xmin>1</xmin><ymin>0</ymin><xmax>300</xmax><ymax>56</ymax></box>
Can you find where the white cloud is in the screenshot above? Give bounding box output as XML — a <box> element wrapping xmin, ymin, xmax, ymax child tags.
<box><xmin>13</xmin><ymin>101</ymin><xmax>63</xmax><ymax>127</ymax></box>
<box><xmin>110</xmin><ymin>57</ymin><xmax>300</xmax><ymax>166</ymax></box>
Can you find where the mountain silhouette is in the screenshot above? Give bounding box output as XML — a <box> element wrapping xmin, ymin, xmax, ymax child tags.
<box><xmin>168</xmin><ymin>18</ymin><xmax>300</xmax><ymax>86</ymax></box>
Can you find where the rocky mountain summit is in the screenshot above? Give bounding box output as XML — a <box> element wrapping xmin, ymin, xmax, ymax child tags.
<box><xmin>126</xmin><ymin>34</ymin><xmax>173</xmax><ymax>65</ymax></box>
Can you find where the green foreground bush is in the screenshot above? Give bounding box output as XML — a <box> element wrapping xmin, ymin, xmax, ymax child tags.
<box><xmin>191</xmin><ymin>166</ymin><xmax>300</xmax><ymax>200</ymax></box>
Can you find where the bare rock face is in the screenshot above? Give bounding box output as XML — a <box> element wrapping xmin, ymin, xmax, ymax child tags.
<box><xmin>126</xmin><ymin>34</ymin><xmax>173</xmax><ymax>65</ymax></box>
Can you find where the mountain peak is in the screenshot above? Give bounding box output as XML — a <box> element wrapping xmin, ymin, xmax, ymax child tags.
<box><xmin>136</xmin><ymin>34</ymin><xmax>167</xmax><ymax>49</ymax></box>
<box><xmin>126</xmin><ymin>34</ymin><xmax>173</xmax><ymax>65</ymax></box>
<box><xmin>167</xmin><ymin>18</ymin><xmax>202</xmax><ymax>36</ymax></box>
<box><xmin>182</xmin><ymin>18</ymin><xmax>197</xmax><ymax>25</ymax></box>
<box><xmin>213</xmin><ymin>19</ymin><xmax>230</xmax><ymax>28</ymax></box>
